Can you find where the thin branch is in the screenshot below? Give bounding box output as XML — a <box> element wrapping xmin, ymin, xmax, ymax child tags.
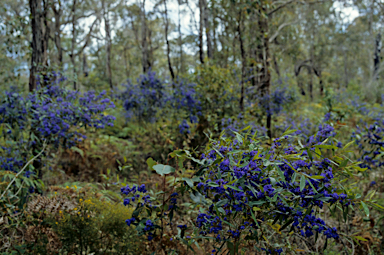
<box><xmin>269</xmin><ymin>20</ymin><xmax>298</xmax><ymax>43</ymax></box>
<box><xmin>0</xmin><ymin>144</ymin><xmax>46</xmax><ymax>200</ymax></box>
<box><xmin>268</xmin><ymin>0</ymin><xmax>296</xmax><ymax>16</ymax></box>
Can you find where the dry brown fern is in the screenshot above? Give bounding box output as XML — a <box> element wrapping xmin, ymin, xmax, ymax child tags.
<box><xmin>25</xmin><ymin>225</ymin><xmax>62</xmax><ymax>254</ymax></box>
<box><xmin>26</xmin><ymin>195</ymin><xmax>78</xmax><ymax>216</ymax></box>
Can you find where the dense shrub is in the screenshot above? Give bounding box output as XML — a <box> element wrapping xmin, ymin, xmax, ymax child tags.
<box><xmin>22</xmin><ymin>185</ymin><xmax>143</xmax><ymax>254</ymax></box>
<box><xmin>0</xmin><ymin>84</ymin><xmax>115</xmax><ymax>207</ymax></box>
<box><xmin>121</xmin><ymin>127</ymin><xmax>375</xmax><ymax>254</ymax></box>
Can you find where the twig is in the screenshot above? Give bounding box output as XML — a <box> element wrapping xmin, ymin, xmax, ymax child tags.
<box><xmin>0</xmin><ymin>145</ymin><xmax>46</xmax><ymax>200</ymax></box>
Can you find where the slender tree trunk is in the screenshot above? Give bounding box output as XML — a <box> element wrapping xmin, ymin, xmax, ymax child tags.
<box><xmin>148</xmin><ymin>28</ymin><xmax>154</xmax><ymax>70</ymax></box>
<box><xmin>202</xmin><ymin>0</ymin><xmax>212</xmax><ymax>59</ymax></box>
<box><xmin>163</xmin><ymin>0</ymin><xmax>175</xmax><ymax>80</ymax></box>
<box><xmin>273</xmin><ymin>54</ymin><xmax>281</xmax><ymax>81</ymax></box>
<box><xmin>103</xmin><ymin>1</ymin><xmax>113</xmax><ymax>88</ymax></box>
<box><xmin>141</xmin><ymin>0</ymin><xmax>149</xmax><ymax>72</ymax></box>
<box><xmin>123</xmin><ymin>47</ymin><xmax>130</xmax><ymax>78</ymax></box>
<box><xmin>42</xmin><ymin>0</ymin><xmax>50</xmax><ymax>67</ymax></box>
<box><xmin>71</xmin><ymin>0</ymin><xmax>77</xmax><ymax>90</ymax></box>
<box><xmin>83</xmin><ymin>53</ymin><xmax>88</xmax><ymax>77</ymax></box>
<box><xmin>373</xmin><ymin>32</ymin><xmax>381</xmax><ymax>80</ymax></box>
<box><xmin>29</xmin><ymin>0</ymin><xmax>43</xmax><ymax>91</ymax></box>
<box><xmin>238</xmin><ymin>12</ymin><xmax>246</xmax><ymax>112</ymax></box>
<box><xmin>343</xmin><ymin>47</ymin><xmax>348</xmax><ymax>88</ymax></box>
<box><xmin>211</xmin><ymin>0</ymin><xmax>217</xmax><ymax>58</ymax></box>
<box><xmin>319</xmin><ymin>71</ymin><xmax>323</xmax><ymax>96</ymax></box>
<box><xmin>258</xmin><ymin>12</ymin><xmax>271</xmax><ymax>138</ymax></box>
<box><xmin>53</xmin><ymin>5</ymin><xmax>63</xmax><ymax>70</ymax></box>
<box><xmin>177</xmin><ymin>1</ymin><xmax>184</xmax><ymax>74</ymax></box>
<box><xmin>308</xmin><ymin>65</ymin><xmax>313</xmax><ymax>99</ymax></box>
<box><xmin>198</xmin><ymin>0</ymin><xmax>204</xmax><ymax>64</ymax></box>
<box><xmin>249</xmin><ymin>12</ymin><xmax>257</xmax><ymax>87</ymax></box>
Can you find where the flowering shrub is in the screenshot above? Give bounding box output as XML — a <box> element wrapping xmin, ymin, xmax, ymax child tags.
<box><xmin>258</xmin><ymin>87</ymin><xmax>296</xmax><ymax>117</ymax></box>
<box><xmin>0</xmin><ymin>86</ymin><xmax>115</xmax><ymax>148</ymax></box>
<box><xmin>120</xmin><ymin>71</ymin><xmax>167</xmax><ymax>122</ymax></box>
<box><xmin>121</xmin><ymin>127</ymin><xmax>378</xmax><ymax>254</ymax></box>
<box><xmin>353</xmin><ymin>120</ymin><xmax>384</xmax><ymax>170</ymax></box>
<box><xmin>0</xmin><ymin>84</ymin><xmax>115</xmax><ymax>203</ymax></box>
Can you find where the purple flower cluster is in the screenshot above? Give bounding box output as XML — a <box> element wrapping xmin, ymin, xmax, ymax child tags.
<box><xmin>257</xmin><ymin>87</ymin><xmax>296</xmax><ymax>117</ymax></box>
<box><xmin>121</xmin><ymin>184</ymin><xmax>150</xmax><ymax>206</ymax></box>
<box><xmin>192</xmin><ymin>132</ymin><xmax>351</xmax><ymax>252</ymax></box>
<box><xmin>0</xmin><ymin>85</ymin><xmax>116</xmax><ymax>149</ymax></box>
<box><xmin>120</xmin><ymin>71</ymin><xmax>167</xmax><ymax>122</ymax></box>
<box><xmin>353</xmin><ymin>120</ymin><xmax>384</xmax><ymax>170</ymax></box>
<box><xmin>119</xmin><ymin>72</ymin><xmax>202</xmax><ymax>134</ymax></box>
<box><xmin>306</xmin><ymin>124</ymin><xmax>336</xmax><ymax>146</ymax></box>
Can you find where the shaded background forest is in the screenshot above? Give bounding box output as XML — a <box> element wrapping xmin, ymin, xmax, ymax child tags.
<box><xmin>1</xmin><ymin>0</ymin><xmax>383</xmax><ymax>100</ymax></box>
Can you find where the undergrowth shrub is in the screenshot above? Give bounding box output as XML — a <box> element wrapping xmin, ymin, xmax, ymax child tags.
<box><xmin>22</xmin><ymin>185</ymin><xmax>143</xmax><ymax>254</ymax></box>
<box><xmin>121</xmin><ymin>127</ymin><xmax>382</xmax><ymax>254</ymax></box>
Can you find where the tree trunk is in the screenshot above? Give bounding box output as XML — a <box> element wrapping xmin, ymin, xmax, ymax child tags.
<box><xmin>177</xmin><ymin>1</ymin><xmax>184</xmax><ymax>75</ymax></box>
<box><xmin>42</xmin><ymin>0</ymin><xmax>50</xmax><ymax>67</ymax></box>
<box><xmin>163</xmin><ymin>0</ymin><xmax>175</xmax><ymax>81</ymax></box>
<box><xmin>29</xmin><ymin>0</ymin><xmax>43</xmax><ymax>91</ymax></box>
<box><xmin>343</xmin><ymin>47</ymin><xmax>348</xmax><ymax>88</ymax></box>
<box><xmin>123</xmin><ymin>47</ymin><xmax>130</xmax><ymax>78</ymax></box>
<box><xmin>141</xmin><ymin>0</ymin><xmax>149</xmax><ymax>72</ymax></box>
<box><xmin>308</xmin><ymin>64</ymin><xmax>313</xmax><ymax>99</ymax></box>
<box><xmin>238</xmin><ymin>12</ymin><xmax>246</xmax><ymax>112</ymax></box>
<box><xmin>258</xmin><ymin>12</ymin><xmax>271</xmax><ymax>139</ymax></box>
<box><xmin>52</xmin><ymin>4</ymin><xmax>63</xmax><ymax>70</ymax></box>
<box><xmin>103</xmin><ymin>1</ymin><xmax>113</xmax><ymax>88</ymax></box>
<box><xmin>83</xmin><ymin>53</ymin><xmax>89</xmax><ymax>77</ymax></box>
<box><xmin>273</xmin><ymin>54</ymin><xmax>281</xmax><ymax>81</ymax></box>
<box><xmin>373</xmin><ymin>32</ymin><xmax>381</xmax><ymax>80</ymax></box>
<box><xmin>198</xmin><ymin>0</ymin><xmax>204</xmax><ymax>64</ymax></box>
<box><xmin>71</xmin><ymin>0</ymin><xmax>77</xmax><ymax>90</ymax></box>
<box><xmin>202</xmin><ymin>0</ymin><xmax>212</xmax><ymax>59</ymax></box>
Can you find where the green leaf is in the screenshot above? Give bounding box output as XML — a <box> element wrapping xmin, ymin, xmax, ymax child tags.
<box><xmin>300</xmin><ymin>175</ymin><xmax>306</xmax><ymax>191</ymax></box>
<box><xmin>226</xmin><ymin>185</ymin><xmax>242</xmax><ymax>192</ymax></box>
<box><xmin>182</xmin><ymin>177</ymin><xmax>194</xmax><ymax>188</ymax></box>
<box><xmin>354</xmin><ymin>236</ymin><xmax>368</xmax><ymax>242</ymax></box>
<box><xmin>276</xmin><ymin>167</ymin><xmax>286</xmax><ymax>181</ymax></box>
<box><xmin>368</xmin><ymin>202</ymin><xmax>384</xmax><ymax>211</ymax></box>
<box><xmin>70</xmin><ymin>146</ymin><xmax>84</xmax><ymax>158</ymax></box>
<box><xmin>152</xmin><ymin>164</ymin><xmax>175</xmax><ymax>176</ymax></box>
<box><xmin>216</xmin><ymin>199</ymin><xmax>229</xmax><ymax>207</ymax></box>
<box><xmin>207</xmin><ymin>182</ymin><xmax>219</xmax><ymax>187</ymax></box>
<box><xmin>343</xmin><ymin>141</ymin><xmax>354</xmax><ymax>150</ymax></box>
<box><xmin>361</xmin><ymin>201</ymin><xmax>369</xmax><ymax>217</ymax></box>
<box><xmin>227</xmin><ymin>241</ymin><xmax>235</xmax><ymax>255</ymax></box>
<box><xmin>339</xmin><ymin>159</ymin><xmax>348</xmax><ymax>168</ymax></box>
<box><xmin>316</xmin><ymin>144</ymin><xmax>337</xmax><ymax>150</ymax></box>
<box><xmin>282</xmin><ymin>129</ymin><xmax>297</xmax><ymax>136</ymax></box>
<box><xmin>309</xmin><ymin>175</ymin><xmax>325</xmax><ymax>179</ymax></box>
<box><xmin>146</xmin><ymin>158</ymin><xmax>156</xmax><ymax>170</ymax></box>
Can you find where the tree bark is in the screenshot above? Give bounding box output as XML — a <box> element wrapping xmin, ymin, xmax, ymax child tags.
<box><xmin>198</xmin><ymin>0</ymin><xmax>204</xmax><ymax>64</ymax></box>
<box><xmin>141</xmin><ymin>0</ymin><xmax>149</xmax><ymax>72</ymax></box>
<box><xmin>258</xmin><ymin>11</ymin><xmax>271</xmax><ymax>139</ymax></box>
<box><xmin>177</xmin><ymin>1</ymin><xmax>184</xmax><ymax>75</ymax></box>
<box><xmin>71</xmin><ymin>0</ymin><xmax>77</xmax><ymax>90</ymax></box>
<box><xmin>103</xmin><ymin>0</ymin><xmax>113</xmax><ymax>88</ymax></box>
<box><xmin>202</xmin><ymin>0</ymin><xmax>212</xmax><ymax>59</ymax></box>
<box><xmin>52</xmin><ymin>2</ymin><xmax>63</xmax><ymax>69</ymax></box>
<box><xmin>273</xmin><ymin>54</ymin><xmax>281</xmax><ymax>81</ymax></box>
<box><xmin>83</xmin><ymin>53</ymin><xmax>89</xmax><ymax>77</ymax></box>
<box><xmin>237</xmin><ymin>11</ymin><xmax>246</xmax><ymax>112</ymax></box>
<box><xmin>373</xmin><ymin>32</ymin><xmax>381</xmax><ymax>80</ymax></box>
<box><xmin>29</xmin><ymin>0</ymin><xmax>43</xmax><ymax>91</ymax></box>
<box><xmin>163</xmin><ymin>0</ymin><xmax>175</xmax><ymax>80</ymax></box>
